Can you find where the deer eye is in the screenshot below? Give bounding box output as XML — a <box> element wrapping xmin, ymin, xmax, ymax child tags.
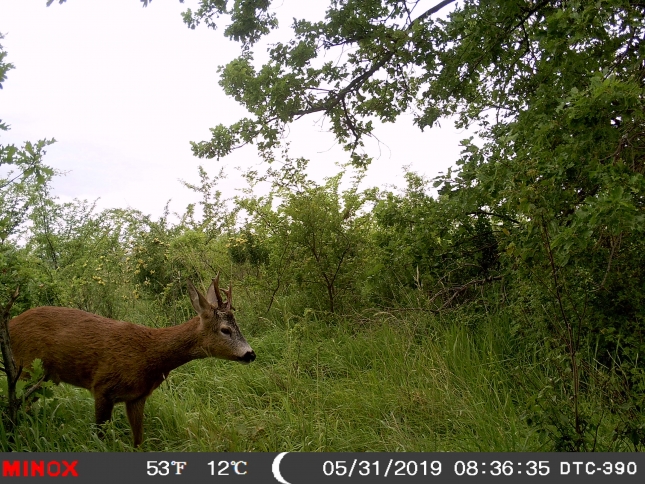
<box><xmin>220</xmin><ymin>327</ymin><xmax>232</xmax><ymax>336</ymax></box>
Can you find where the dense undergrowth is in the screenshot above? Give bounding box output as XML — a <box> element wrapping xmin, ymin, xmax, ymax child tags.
<box><xmin>2</xmin><ymin>303</ymin><xmax>539</xmax><ymax>452</ymax></box>
<box><xmin>0</xmin><ymin>275</ymin><xmax>640</xmax><ymax>451</ymax></box>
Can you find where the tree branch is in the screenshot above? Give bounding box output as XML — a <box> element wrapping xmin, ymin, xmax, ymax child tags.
<box><xmin>439</xmin><ymin>275</ymin><xmax>502</xmax><ymax>310</ymax></box>
<box><xmin>413</xmin><ymin>0</ymin><xmax>459</xmax><ymax>25</ymax></box>
<box><xmin>292</xmin><ymin>0</ymin><xmax>458</xmax><ymax>118</ymax></box>
<box><xmin>467</xmin><ymin>210</ymin><xmax>521</xmax><ymax>225</ymax></box>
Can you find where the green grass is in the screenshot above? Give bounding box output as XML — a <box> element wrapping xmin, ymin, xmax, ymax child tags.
<box><xmin>0</xmin><ymin>306</ymin><xmax>548</xmax><ymax>452</ymax></box>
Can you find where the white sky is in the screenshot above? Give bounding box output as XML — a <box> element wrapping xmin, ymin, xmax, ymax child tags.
<box><xmin>0</xmin><ymin>0</ymin><xmax>468</xmax><ymax>219</ymax></box>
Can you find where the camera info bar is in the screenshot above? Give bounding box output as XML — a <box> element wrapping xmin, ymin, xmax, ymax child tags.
<box><xmin>0</xmin><ymin>452</ymin><xmax>640</xmax><ymax>483</ymax></box>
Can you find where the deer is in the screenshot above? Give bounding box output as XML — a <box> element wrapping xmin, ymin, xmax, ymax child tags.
<box><xmin>7</xmin><ymin>275</ymin><xmax>255</xmax><ymax>447</ymax></box>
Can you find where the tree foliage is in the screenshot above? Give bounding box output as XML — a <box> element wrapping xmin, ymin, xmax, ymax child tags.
<box><xmin>182</xmin><ymin>0</ymin><xmax>645</xmax><ymax>450</ymax></box>
<box><xmin>0</xmin><ymin>36</ymin><xmax>56</xmax><ymax>300</ymax></box>
<box><xmin>0</xmin><ymin>34</ymin><xmax>59</xmax><ymax>432</ymax></box>
<box><xmin>371</xmin><ymin>171</ymin><xmax>499</xmax><ymax>307</ymax></box>
<box><xmin>236</xmin><ymin>160</ymin><xmax>372</xmax><ymax>313</ymax></box>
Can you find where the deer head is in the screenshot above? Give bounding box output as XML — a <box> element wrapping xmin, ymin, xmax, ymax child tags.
<box><xmin>187</xmin><ymin>275</ymin><xmax>255</xmax><ymax>364</ymax></box>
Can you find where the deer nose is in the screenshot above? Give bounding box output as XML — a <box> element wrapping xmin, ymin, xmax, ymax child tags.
<box><xmin>241</xmin><ymin>350</ymin><xmax>256</xmax><ymax>363</ymax></box>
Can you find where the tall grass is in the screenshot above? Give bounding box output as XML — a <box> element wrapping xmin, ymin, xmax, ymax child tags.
<box><xmin>1</xmin><ymin>304</ymin><xmax>550</xmax><ymax>452</ymax></box>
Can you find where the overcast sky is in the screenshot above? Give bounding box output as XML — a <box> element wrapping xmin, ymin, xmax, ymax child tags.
<box><xmin>1</xmin><ymin>0</ymin><xmax>468</xmax><ymax>219</ymax></box>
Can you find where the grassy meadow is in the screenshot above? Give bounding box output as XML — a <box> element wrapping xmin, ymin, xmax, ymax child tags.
<box><xmin>2</xmin><ymin>281</ymin><xmax>633</xmax><ymax>453</ymax></box>
<box><xmin>3</xmin><ymin>303</ymin><xmax>540</xmax><ymax>452</ymax></box>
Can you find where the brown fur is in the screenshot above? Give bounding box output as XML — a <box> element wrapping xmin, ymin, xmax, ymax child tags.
<box><xmin>8</xmin><ymin>278</ymin><xmax>255</xmax><ymax>446</ymax></box>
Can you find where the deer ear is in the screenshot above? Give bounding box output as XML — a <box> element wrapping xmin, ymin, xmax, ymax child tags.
<box><xmin>187</xmin><ymin>281</ymin><xmax>210</xmax><ymax>315</ymax></box>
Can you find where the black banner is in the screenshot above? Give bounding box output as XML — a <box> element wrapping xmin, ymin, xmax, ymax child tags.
<box><xmin>0</xmin><ymin>453</ymin><xmax>641</xmax><ymax>483</ymax></box>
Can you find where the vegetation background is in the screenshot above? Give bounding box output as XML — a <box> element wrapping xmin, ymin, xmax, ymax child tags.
<box><xmin>1</xmin><ymin>0</ymin><xmax>644</xmax><ymax>452</ymax></box>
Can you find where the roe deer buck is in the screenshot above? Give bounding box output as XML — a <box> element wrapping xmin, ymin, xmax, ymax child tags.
<box><xmin>8</xmin><ymin>275</ymin><xmax>255</xmax><ymax>447</ymax></box>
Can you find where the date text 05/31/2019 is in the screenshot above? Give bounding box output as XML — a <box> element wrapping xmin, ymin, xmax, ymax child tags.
<box><xmin>321</xmin><ymin>459</ymin><xmax>637</xmax><ymax>478</ymax></box>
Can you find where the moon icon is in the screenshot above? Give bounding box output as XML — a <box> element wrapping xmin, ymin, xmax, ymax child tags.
<box><xmin>272</xmin><ymin>452</ymin><xmax>290</xmax><ymax>484</ymax></box>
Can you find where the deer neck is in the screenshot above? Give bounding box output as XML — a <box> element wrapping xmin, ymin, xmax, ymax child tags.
<box><xmin>150</xmin><ymin>317</ymin><xmax>206</xmax><ymax>374</ymax></box>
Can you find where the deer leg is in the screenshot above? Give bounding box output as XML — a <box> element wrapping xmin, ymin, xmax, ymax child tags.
<box><xmin>126</xmin><ymin>397</ymin><xmax>147</xmax><ymax>447</ymax></box>
<box><xmin>93</xmin><ymin>393</ymin><xmax>114</xmax><ymax>439</ymax></box>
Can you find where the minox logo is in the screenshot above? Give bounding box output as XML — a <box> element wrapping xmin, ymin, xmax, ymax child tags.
<box><xmin>2</xmin><ymin>460</ymin><xmax>79</xmax><ymax>477</ymax></box>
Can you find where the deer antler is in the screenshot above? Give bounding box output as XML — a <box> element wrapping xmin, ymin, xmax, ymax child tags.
<box><xmin>208</xmin><ymin>273</ymin><xmax>225</xmax><ymax>309</ymax></box>
<box><xmin>222</xmin><ymin>285</ymin><xmax>233</xmax><ymax>311</ymax></box>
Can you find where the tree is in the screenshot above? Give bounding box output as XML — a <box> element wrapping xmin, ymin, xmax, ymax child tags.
<box><xmin>184</xmin><ymin>0</ymin><xmax>645</xmax><ymax>450</ymax></box>
<box><xmin>238</xmin><ymin>161</ymin><xmax>372</xmax><ymax>313</ymax></box>
<box><xmin>0</xmin><ymin>35</ymin><xmax>57</xmax><ymax>433</ymax></box>
<box><xmin>0</xmin><ymin>36</ymin><xmax>56</xmax><ymax>296</ymax></box>
<box><xmin>183</xmin><ymin>0</ymin><xmax>643</xmax><ymax>164</ymax></box>
<box><xmin>184</xmin><ymin>0</ymin><xmax>458</xmax><ymax>163</ymax></box>
<box><xmin>0</xmin><ymin>35</ymin><xmax>55</xmax><ymax>245</ymax></box>
<box><xmin>372</xmin><ymin>171</ymin><xmax>500</xmax><ymax>308</ymax></box>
